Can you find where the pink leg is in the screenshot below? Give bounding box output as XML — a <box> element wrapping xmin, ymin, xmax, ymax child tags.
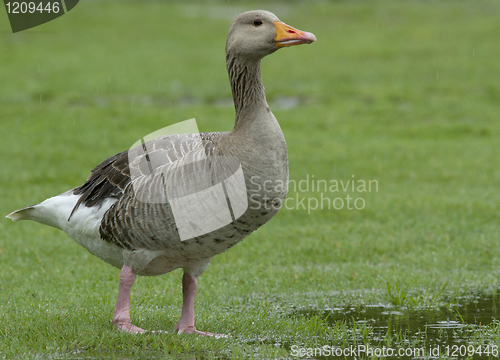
<box><xmin>113</xmin><ymin>265</ymin><xmax>146</xmax><ymax>334</ymax></box>
<box><xmin>174</xmin><ymin>273</ymin><xmax>218</xmax><ymax>336</ymax></box>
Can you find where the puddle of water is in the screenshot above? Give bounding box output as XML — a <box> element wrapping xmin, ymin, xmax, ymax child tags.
<box><xmin>291</xmin><ymin>293</ymin><xmax>500</xmax><ymax>347</ymax></box>
<box><xmin>270</xmin><ymin>96</ymin><xmax>301</xmax><ymax>110</ymax></box>
<box><xmin>213</xmin><ymin>97</ymin><xmax>233</xmax><ymax>108</ymax></box>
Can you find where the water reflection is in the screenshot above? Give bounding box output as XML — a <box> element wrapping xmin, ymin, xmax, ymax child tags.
<box><xmin>294</xmin><ymin>292</ymin><xmax>500</xmax><ymax>346</ymax></box>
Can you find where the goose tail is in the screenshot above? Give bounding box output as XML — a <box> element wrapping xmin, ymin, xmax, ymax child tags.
<box><xmin>5</xmin><ymin>192</ymin><xmax>79</xmax><ymax>230</ymax></box>
<box><xmin>6</xmin><ymin>205</ymin><xmax>37</xmax><ymax>222</ymax></box>
<box><xmin>6</xmin><ymin>204</ymin><xmax>63</xmax><ymax>230</ymax></box>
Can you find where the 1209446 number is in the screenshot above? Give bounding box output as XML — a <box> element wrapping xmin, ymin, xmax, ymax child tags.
<box><xmin>5</xmin><ymin>2</ymin><xmax>60</xmax><ymax>14</ymax></box>
<box><xmin>445</xmin><ymin>345</ymin><xmax>499</xmax><ymax>357</ymax></box>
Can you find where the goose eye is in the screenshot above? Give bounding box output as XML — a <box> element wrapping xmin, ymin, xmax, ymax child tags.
<box><xmin>252</xmin><ymin>19</ymin><xmax>263</xmax><ymax>27</ymax></box>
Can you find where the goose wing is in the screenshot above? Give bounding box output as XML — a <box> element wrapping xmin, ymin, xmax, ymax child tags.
<box><xmin>70</xmin><ymin>133</ymin><xmax>221</xmax><ymax>218</ymax></box>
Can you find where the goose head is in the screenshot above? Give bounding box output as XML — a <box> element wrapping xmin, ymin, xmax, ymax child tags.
<box><xmin>226</xmin><ymin>10</ymin><xmax>317</xmax><ymax>61</ymax></box>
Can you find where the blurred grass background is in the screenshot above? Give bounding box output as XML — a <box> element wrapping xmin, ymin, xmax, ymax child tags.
<box><xmin>1</xmin><ymin>0</ymin><xmax>500</xmax><ymax>358</ymax></box>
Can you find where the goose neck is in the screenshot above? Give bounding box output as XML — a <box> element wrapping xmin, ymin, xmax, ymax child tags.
<box><xmin>226</xmin><ymin>55</ymin><xmax>268</xmax><ymax>125</ymax></box>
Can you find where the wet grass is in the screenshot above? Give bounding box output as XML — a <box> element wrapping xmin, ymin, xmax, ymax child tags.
<box><xmin>1</xmin><ymin>0</ymin><xmax>500</xmax><ymax>359</ymax></box>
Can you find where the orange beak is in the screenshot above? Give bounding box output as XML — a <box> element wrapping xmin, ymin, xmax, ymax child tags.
<box><xmin>274</xmin><ymin>21</ymin><xmax>317</xmax><ymax>47</ymax></box>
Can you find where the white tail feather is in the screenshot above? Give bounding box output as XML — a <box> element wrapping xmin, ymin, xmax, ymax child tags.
<box><xmin>6</xmin><ymin>192</ymin><xmax>79</xmax><ymax>230</ymax></box>
<box><xmin>6</xmin><ymin>206</ymin><xmax>36</xmax><ymax>222</ymax></box>
<box><xmin>7</xmin><ymin>192</ymin><xmax>117</xmax><ymax>235</ymax></box>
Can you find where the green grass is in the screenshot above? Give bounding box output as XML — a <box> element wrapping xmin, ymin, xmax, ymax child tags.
<box><xmin>1</xmin><ymin>0</ymin><xmax>500</xmax><ymax>358</ymax></box>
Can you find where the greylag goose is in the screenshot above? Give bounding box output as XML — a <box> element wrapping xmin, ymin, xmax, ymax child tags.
<box><xmin>7</xmin><ymin>10</ymin><xmax>316</xmax><ymax>335</ymax></box>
